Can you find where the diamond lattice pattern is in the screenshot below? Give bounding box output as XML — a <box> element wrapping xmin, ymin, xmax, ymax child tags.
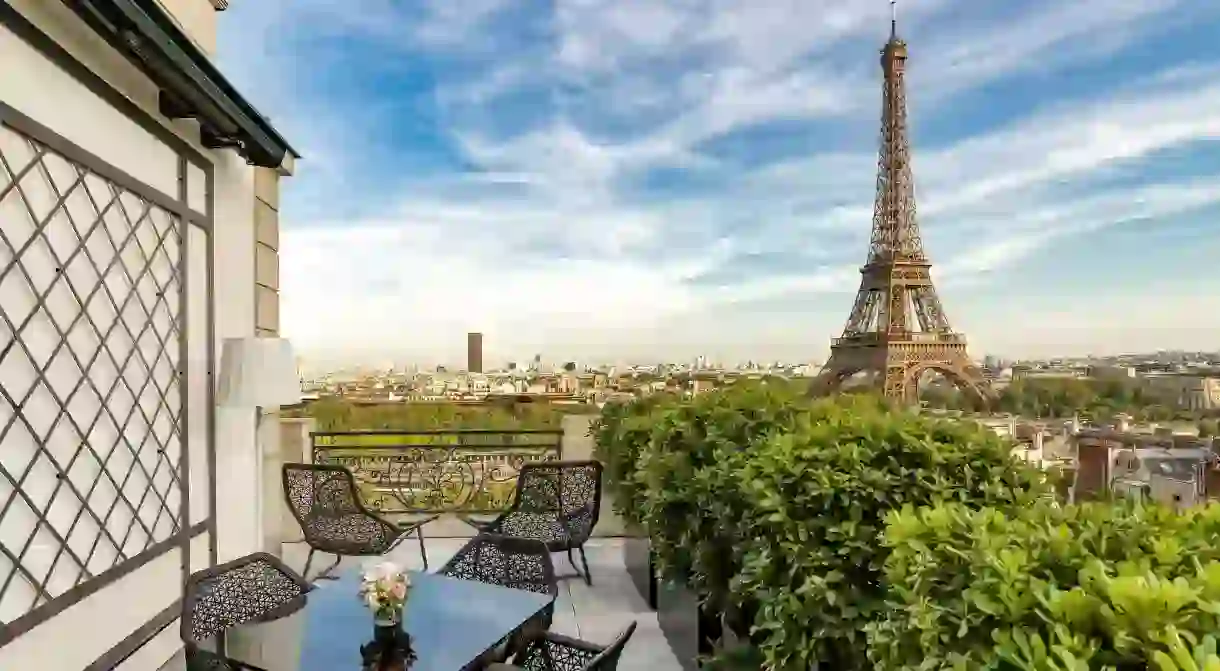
<box><xmin>0</xmin><ymin>122</ymin><xmax>184</xmax><ymax>625</ymax></box>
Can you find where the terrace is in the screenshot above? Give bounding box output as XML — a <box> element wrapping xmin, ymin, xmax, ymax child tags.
<box><xmin>156</xmin><ymin>538</ymin><xmax>686</xmax><ymax>670</ymax></box>
<box><xmin>146</xmin><ymin>418</ymin><xmax>692</xmax><ymax>670</ymax></box>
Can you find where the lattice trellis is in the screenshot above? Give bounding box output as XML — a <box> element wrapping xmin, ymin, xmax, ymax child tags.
<box><xmin>0</xmin><ymin>120</ymin><xmax>184</xmax><ymax>626</ymax></box>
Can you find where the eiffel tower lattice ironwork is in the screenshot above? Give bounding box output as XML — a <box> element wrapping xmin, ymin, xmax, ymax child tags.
<box><xmin>809</xmin><ymin>13</ymin><xmax>993</xmax><ymax>406</ymax></box>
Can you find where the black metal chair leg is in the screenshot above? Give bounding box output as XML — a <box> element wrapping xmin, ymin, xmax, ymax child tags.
<box><xmin>314</xmin><ymin>553</ymin><xmax>342</xmax><ymax>581</ymax></box>
<box><xmin>579</xmin><ymin>546</ymin><xmax>592</xmax><ymax>586</ymax></box>
<box><xmin>566</xmin><ymin>547</ymin><xmax>579</xmax><ymax>580</ymax></box>
<box><xmin>416</xmin><ymin>529</ymin><xmax>429</xmax><ymax>570</ymax></box>
<box><xmin>303</xmin><ymin>548</ymin><xmax>315</xmax><ymax>582</ymax></box>
<box><xmin>566</xmin><ymin>547</ymin><xmax>592</xmax><ymax>585</ymax></box>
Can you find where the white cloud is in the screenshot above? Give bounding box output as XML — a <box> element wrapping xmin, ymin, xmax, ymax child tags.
<box><xmin>413</xmin><ymin>0</ymin><xmax>514</xmax><ymax>47</ymax></box>
<box><xmin>917</xmin><ymin>65</ymin><xmax>1220</xmax><ymax>218</ymax></box>
<box><xmin>915</xmin><ymin>0</ymin><xmax>1195</xmax><ymax>97</ymax></box>
<box><xmin>217</xmin><ymin>0</ymin><xmax>1220</xmax><ymax>366</ymax></box>
<box><xmin>936</xmin><ymin>179</ymin><xmax>1220</xmax><ymax>279</ymax></box>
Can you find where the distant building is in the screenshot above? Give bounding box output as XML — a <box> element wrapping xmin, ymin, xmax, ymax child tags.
<box><xmin>1072</xmin><ymin>423</ymin><xmax>1216</xmax><ymax>504</ymax></box>
<box><xmin>1089</xmin><ymin>364</ymin><xmax>1136</xmax><ymax>381</ymax></box>
<box><xmin>467</xmin><ymin>332</ymin><xmax>483</xmax><ymax>374</ymax></box>
<box><xmin>1143</xmin><ymin>373</ymin><xmax>1220</xmax><ymax>411</ymax></box>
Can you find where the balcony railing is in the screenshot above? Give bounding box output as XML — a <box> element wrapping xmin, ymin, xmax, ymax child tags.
<box><xmin>310</xmin><ymin>430</ymin><xmax>564</xmax><ymax>514</ymax></box>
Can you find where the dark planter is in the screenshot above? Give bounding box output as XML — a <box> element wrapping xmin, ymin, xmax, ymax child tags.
<box><xmin>623</xmin><ymin>530</ymin><xmax>743</xmax><ymax>669</ymax></box>
<box><xmin>657</xmin><ymin>576</ymin><xmax>703</xmax><ymax>671</ymax></box>
<box><xmin>622</xmin><ymin>530</ymin><xmax>657</xmax><ymax>610</ymax></box>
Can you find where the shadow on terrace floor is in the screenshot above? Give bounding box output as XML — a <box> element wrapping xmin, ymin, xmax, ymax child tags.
<box><xmin>159</xmin><ymin>538</ymin><xmax>683</xmax><ymax>670</ymax></box>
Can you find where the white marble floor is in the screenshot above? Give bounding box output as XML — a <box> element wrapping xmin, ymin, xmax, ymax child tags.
<box><xmin>160</xmin><ymin>537</ymin><xmax>683</xmax><ymax>671</ymax></box>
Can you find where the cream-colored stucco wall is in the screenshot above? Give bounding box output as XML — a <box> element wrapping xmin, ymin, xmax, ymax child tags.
<box><xmin>254</xmin><ymin>168</ymin><xmax>281</xmax><ymax>338</ymax></box>
<box><xmin>1</xmin><ymin>0</ymin><xmax>269</xmax><ymax>668</ymax></box>
<box><xmin>152</xmin><ymin>0</ymin><xmax>218</xmax><ymax>55</ymax></box>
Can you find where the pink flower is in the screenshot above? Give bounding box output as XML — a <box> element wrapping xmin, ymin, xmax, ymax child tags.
<box><xmin>368</xmin><ymin>562</ymin><xmax>401</xmax><ymax>581</ymax></box>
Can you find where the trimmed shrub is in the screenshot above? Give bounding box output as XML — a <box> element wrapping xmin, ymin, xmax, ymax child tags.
<box><xmin>872</xmin><ymin>500</ymin><xmax>1220</xmax><ymax>670</ymax></box>
<box><xmin>726</xmin><ymin>395</ymin><xmax>1049</xmax><ymax>669</ymax></box>
<box><xmin>595</xmin><ymin>389</ymin><xmax>1057</xmax><ymax>668</ymax></box>
<box><xmin>634</xmin><ymin>381</ymin><xmax>809</xmax><ymax>605</ymax></box>
<box><xmin>591</xmin><ymin>392</ymin><xmax>679</xmax><ymax>527</ymax></box>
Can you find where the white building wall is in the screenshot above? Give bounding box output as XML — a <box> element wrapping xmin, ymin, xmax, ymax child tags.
<box><xmin>210</xmin><ymin>149</ymin><xmax>262</xmax><ymax>564</ymax></box>
<box><xmin>152</xmin><ymin>0</ymin><xmax>218</xmax><ymax>55</ymax></box>
<box><xmin>0</xmin><ymin>1</ymin><xmax>263</xmax><ymax>669</ymax></box>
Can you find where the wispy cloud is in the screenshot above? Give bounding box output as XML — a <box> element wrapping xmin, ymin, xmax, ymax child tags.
<box><xmin>218</xmin><ymin>0</ymin><xmax>1220</xmax><ymax>368</ymax></box>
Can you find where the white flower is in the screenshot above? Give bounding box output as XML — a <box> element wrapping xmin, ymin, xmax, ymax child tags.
<box><xmin>365</xmin><ymin>561</ymin><xmax>401</xmax><ymax>582</ymax></box>
<box><xmin>358</xmin><ymin>561</ymin><xmax>411</xmax><ymax>614</ymax></box>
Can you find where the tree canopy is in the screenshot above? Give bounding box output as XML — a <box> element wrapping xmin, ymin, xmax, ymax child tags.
<box><xmin>921</xmin><ymin>376</ymin><xmax>1195</xmax><ymax>421</ymax></box>
<box><xmin>286</xmin><ymin>398</ymin><xmax>581</xmax><ymax>431</ymax></box>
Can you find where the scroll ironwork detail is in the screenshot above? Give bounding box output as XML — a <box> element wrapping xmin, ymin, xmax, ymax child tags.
<box><xmin>311</xmin><ymin>430</ymin><xmax>563</xmax><ymax>514</ymax></box>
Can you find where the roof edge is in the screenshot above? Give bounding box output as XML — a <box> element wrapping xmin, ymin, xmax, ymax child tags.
<box><xmin>66</xmin><ymin>0</ymin><xmax>299</xmax><ymax>169</ymax></box>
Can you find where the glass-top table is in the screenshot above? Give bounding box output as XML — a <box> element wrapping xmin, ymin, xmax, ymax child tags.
<box><xmin>258</xmin><ymin>569</ymin><xmax>555</xmax><ymax>671</ymax></box>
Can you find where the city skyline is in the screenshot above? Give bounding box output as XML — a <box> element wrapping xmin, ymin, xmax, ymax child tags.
<box><xmin>295</xmin><ymin>343</ymin><xmax>1220</xmax><ymax>377</ymax></box>
<box><xmin>219</xmin><ymin>1</ymin><xmax>1220</xmax><ymax>363</ymax></box>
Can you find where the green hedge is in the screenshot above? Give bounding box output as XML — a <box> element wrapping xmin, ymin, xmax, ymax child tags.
<box><xmin>873</xmin><ymin>500</ymin><xmax>1220</xmax><ymax>670</ymax></box>
<box><xmin>591</xmin><ymin>392</ymin><xmax>679</xmax><ymax>528</ymax></box>
<box><xmin>594</xmin><ymin>388</ymin><xmax>1220</xmax><ymax>670</ymax></box>
<box><xmin>634</xmin><ymin>382</ymin><xmax>809</xmax><ymax>608</ymax></box>
<box><xmin>725</xmin><ymin>394</ymin><xmax>1048</xmax><ymax>669</ymax></box>
<box><xmin>291</xmin><ymin>397</ymin><xmax>570</xmax><ymax>430</ymax></box>
<box><xmin>595</xmin><ymin>381</ymin><xmax>809</xmax><ymax>605</ymax></box>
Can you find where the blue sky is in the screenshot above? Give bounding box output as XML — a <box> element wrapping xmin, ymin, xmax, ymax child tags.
<box><xmin>218</xmin><ymin>0</ymin><xmax>1220</xmax><ymax>369</ymax></box>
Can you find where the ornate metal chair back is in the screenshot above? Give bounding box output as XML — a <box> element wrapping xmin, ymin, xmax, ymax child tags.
<box><xmin>439</xmin><ymin>533</ymin><xmax>557</xmax><ymax>597</ymax></box>
<box><xmin>585</xmin><ymin>622</ymin><xmax>638</xmax><ymax>670</ymax></box>
<box><xmin>513</xmin><ymin>460</ymin><xmax>603</xmax><ymax>527</ymax></box>
<box><xmin>283</xmin><ymin>463</ymin><xmax>365</xmax><ymax>524</ymax></box>
<box><xmin>180</xmin><ymin>552</ymin><xmax>311</xmax><ymax>646</ymax></box>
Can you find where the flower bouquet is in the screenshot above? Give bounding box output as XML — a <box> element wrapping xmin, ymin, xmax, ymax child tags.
<box><xmin>359</xmin><ymin>562</ymin><xmax>411</xmax><ymax>626</ymax></box>
<box><xmin>358</xmin><ymin>562</ymin><xmax>416</xmax><ymax>670</ymax></box>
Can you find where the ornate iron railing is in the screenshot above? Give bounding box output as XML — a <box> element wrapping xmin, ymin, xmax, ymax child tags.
<box><xmin>310</xmin><ymin>430</ymin><xmax>564</xmax><ymax>514</ymax></box>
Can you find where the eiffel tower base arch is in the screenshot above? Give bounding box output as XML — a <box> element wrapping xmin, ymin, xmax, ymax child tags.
<box><xmin>809</xmin><ymin>342</ymin><xmax>995</xmax><ymax>408</ymax></box>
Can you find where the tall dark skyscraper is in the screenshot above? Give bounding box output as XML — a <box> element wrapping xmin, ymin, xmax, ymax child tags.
<box><xmin>467</xmin><ymin>332</ymin><xmax>483</xmax><ymax>373</ymax></box>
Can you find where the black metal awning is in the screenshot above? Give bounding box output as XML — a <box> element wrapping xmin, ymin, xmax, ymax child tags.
<box><xmin>64</xmin><ymin>0</ymin><xmax>299</xmax><ymax>169</ymax></box>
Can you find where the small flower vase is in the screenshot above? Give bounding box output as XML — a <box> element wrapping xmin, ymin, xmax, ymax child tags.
<box><xmin>362</xmin><ymin>616</ymin><xmax>416</xmax><ymax>671</ymax></box>
<box><xmin>373</xmin><ymin>609</ymin><xmax>401</xmax><ymax>643</ymax></box>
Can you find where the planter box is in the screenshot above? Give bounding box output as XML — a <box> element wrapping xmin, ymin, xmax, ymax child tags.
<box><xmin>657</xmin><ymin>577</ymin><xmax>702</xmax><ymax>671</ymax></box>
<box><xmin>623</xmin><ymin>531</ymin><xmax>725</xmax><ymax>671</ymax></box>
<box><xmin>621</xmin><ymin>530</ymin><xmax>657</xmax><ymax>610</ymax></box>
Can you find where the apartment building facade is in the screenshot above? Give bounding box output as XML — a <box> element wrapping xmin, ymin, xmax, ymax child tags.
<box><xmin>0</xmin><ymin>0</ymin><xmax>291</xmax><ymax>667</ymax></box>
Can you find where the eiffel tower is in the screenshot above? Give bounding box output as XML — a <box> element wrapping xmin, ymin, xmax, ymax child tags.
<box><xmin>809</xmin><ymin>5</ymin><xmax>993</xmax><ymax>406</ymax></box>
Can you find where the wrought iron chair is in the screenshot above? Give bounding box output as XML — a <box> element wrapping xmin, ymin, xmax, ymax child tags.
<box><xmin>489</xmin><ymin>622</ymin><xmax>638</xmax><ymax>671</ymax></box>
<box><xmin>282</xmin><ymin>463</ymin><xmax>438</xmax><ymax>580</ymax></box>
<box><xmin>438</xmin><ymin>534</ymin><xmax>559</xmax><ymax>665</ymax></box>
<box><xmin>459</xmin><ymin>460</ymin><xmax>603</xmax><ymax>585</ymax></box>
<box><xmin>181</xmin><ymin>552</ymin><xmax>313</xmax><ymax>671</ymax></box>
